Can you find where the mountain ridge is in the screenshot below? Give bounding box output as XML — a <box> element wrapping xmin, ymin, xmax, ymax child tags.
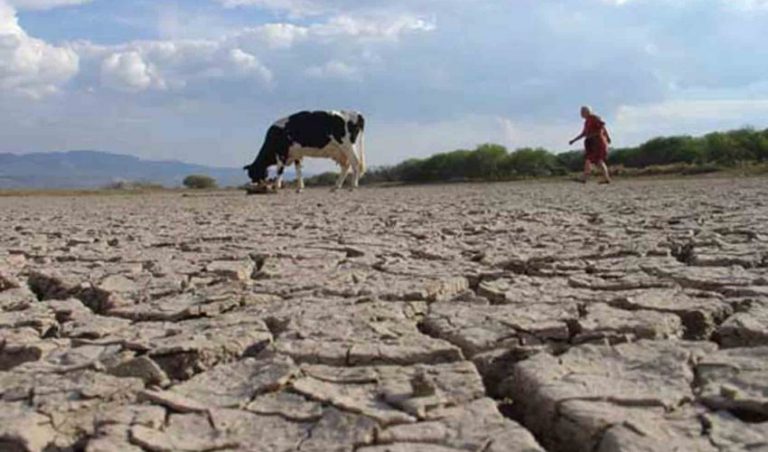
<box><xmin>0</xmin><ymin>150</ymin><xmax>266</xmax><ymax>189</ymax></box>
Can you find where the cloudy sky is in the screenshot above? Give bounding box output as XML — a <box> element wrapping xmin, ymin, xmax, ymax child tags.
<box><xmin>2</xmin><ymin>0</ymin><xmax>768</xmax><ymax>171</ymax></box>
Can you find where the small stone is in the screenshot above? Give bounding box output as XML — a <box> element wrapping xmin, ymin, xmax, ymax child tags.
<box><xmin>109</xmin><ymin>356</ymin><xmax>170</xmax><ymax>387</ymax></box>
<box><xmin>206</xmin><ymin>260</ymin><xmax>255</xmax><ymax>281</ymax></box>
<box><xmin>138</xmin><ymin>389</ymin><xmax>209</xmax><ymax>413</ymax></box>
<box><xmin>410</xmin><ymin>369</ymin><xmax>437</xmax><ymax>397</ymax></box>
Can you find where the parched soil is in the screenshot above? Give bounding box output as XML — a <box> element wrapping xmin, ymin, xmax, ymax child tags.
<box><xmin>1</xmin><ymin>177</ymin><xmax>767</xmax><ymax>451</ymax></box>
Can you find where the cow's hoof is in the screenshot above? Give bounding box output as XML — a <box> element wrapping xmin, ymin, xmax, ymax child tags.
<box><xmin>296</xmin><ymin>188</ymin><xmax>304</xmax><ymax>194</ymax></box>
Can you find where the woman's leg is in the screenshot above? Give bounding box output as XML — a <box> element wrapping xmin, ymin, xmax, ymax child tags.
<box><xmin>583</xmin><ymin>159</ymin><xmax>592</xmax><ymax>182</ymax></box>
<box><xmin>598</xmin><ymin>160</ymin><xmax>611</xmax><ymax>183</ymax></box>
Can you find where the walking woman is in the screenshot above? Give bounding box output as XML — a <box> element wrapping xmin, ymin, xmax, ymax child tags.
<box><xmin>569</xmin><ymin>106</ymin><xmax>612</xmax><ymax>184</ymax></box>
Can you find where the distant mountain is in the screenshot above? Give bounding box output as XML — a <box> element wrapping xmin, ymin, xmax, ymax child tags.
<box><xmin>0</xmin><ymin>151</ymin><xmax>280</xmax><ymax>189</ymax></box>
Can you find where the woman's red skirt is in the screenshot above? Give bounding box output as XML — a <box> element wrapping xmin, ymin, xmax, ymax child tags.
<box><xmin>585</xmin><ymin>136</ymin><xmax>608</xmax><ymax>164</ymax></box>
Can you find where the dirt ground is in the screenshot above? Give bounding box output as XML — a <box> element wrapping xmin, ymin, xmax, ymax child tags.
<box><xmin>1</xmin><ymin>177</ymin><xmax>767</xmax><ymax>451</ymax></box>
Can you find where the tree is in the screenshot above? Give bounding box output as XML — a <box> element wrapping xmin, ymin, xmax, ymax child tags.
<box><xmin>703</xmin><ymin>132</ymin><xmax>744</xmax><ymax>165</ymax></box>
<box><xmin>395</xmin><ymin>158</ymin><xmax>427</xmax><ymax>182</ymax></box>
<box><xmin>504</xmin><ymin>147</ymin><xmax>561</xmax><ymax>177</ymax></box>
<box><xmin>726</xmin><ymin>128</ymin><xmax>768</xmax><ymax>162</ymax></box>
<box><xmin>420</xmin><ymin>150</ymin><xmax>474</xmax><ymax>181</ymax></box>
<box><xmin>466</xmin><ymin>144</ymin><xmax>508</xmax><ymax>180</ymax></box>
<box><xmin>183</xmin><ymin>174</ymin><xmax>217</xmax><ymax>189</ymax></box>
<box><xmin>557</xmin><ymin>150</ymin><xmax>585</xmax><ymax>172</ymax></box>
<box><xmin>311</xmin><ymin>125</ymin><xmax>766</xmax><ymax>186</ymax></box>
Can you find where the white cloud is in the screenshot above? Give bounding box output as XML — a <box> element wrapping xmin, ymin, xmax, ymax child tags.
<box><xmin>602</xmin><ymin>0</ymin><xmax>768</xmax><ymax>7</ymax></box>
<box><xmin>101</xmin><ymin>51</ymin><xmax>160</xmax><ymax>92</ymax></box>
<box><xmin>0</xmin><ymin>0</ymin><xmax>21</xmax><ymax>33</ymax></box>
<box><xmin>498</xmin><ymin>118</ymin><xmax>576</xmax><ymax>152</ymax></box>
<box><xmin>614</xmin><ymin>99</ymin><xmax>768</xmax><ymax>142</ymax></box>
<box><xmin>217</xmin><ymin>0</ymin><xmax>333</xmax><ymax>16</ymax></box>
<box><xmin>91</xmin><ymin>40</ymin><xmax>272</xmax><ymax>93</ymax></box>
<box><xmin>6</xmin><ymin>0</ymin><xmax>91</xmax><ymax>11</ymax></box>
<box><xmin>366</xmin><ymin>115</ymin><xmax>509</xmax><ymax>166</ymax></box>
<box><xmin>305</xmin><ymin>60</ymin><xmax>359</xmax><ymax>80</ymax></box>
<box><xmin>78</xmin><ymin>10</ymin><xmax>431</xmax><ymax>94</ymax></box>
<box><xmin>723</xmin><ymin>0</ymin><xmax>768</xmax><ymax>11</ymax></box>
<box><xmin>215</xmin><ymin>0</ymin><xmax>456</xmax><ymax>17</ymax></box>
<box><xmin>0</xmin><ymin>0</ymin><xmax>79</xmax><ymax>98</ymax></box>
<box><xmin>227</xmin><ymin>48</ymin><xmax>272</xmax><ymax>80</ymax></box>
<box><xmin>617</xmin><ymin>99</ymin><xmax>768</xmax><ymax>123</ymax></box>
<box><xmin>311</xmin><ymin>15</ymin><xmax>435</xmax><ymax>40</ymax></box>
<box><xmin>1</xmin><ymin>0</ymin><xmax>434</xmax><ymax>98</ymax></box>
<box><xmin>233</xmin><ymin>13</ymin><xmax>434</xmax><ymax>52</ymax></box>
<box><xmin>237</xmin><ymin>23</ymin><xmax>309</xmax><ymax>49</ymax></box>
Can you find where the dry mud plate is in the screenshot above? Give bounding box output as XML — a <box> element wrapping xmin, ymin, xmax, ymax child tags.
<box><xmin>1</xmin><ymin>177</ymin><xmax>768</xmax><ymax>452</ymax></box>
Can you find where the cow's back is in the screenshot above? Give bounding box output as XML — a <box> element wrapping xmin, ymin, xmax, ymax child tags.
<box><xmin>281</xmin><ymin>111</ymin><xmax>347</xmax><ymax>149</ymax></box>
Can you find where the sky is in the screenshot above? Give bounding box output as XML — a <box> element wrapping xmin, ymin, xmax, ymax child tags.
<box><xmin>2</xmin><ymin>0</ymin><xmax>768</xmax><ymax>172</ymax></box>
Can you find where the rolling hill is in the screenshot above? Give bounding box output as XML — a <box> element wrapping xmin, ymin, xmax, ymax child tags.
<box><xmin>0</xmin><ymin>151</ymin><xmax>260</xmax><ymax>189</ymax></box>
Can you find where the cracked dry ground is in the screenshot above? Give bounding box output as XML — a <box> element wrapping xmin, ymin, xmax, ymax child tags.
<box><xmin>1</xmin><ymin>178</ymin><xmax>767</xmax><ymax>452</ymax></box>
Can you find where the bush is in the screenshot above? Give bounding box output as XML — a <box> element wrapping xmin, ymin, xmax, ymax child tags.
<box><xmin>466</xmin><ymin>144</ymin><xmax>507</xmax><ymax>180</ymax></box>
<box><xmin>304</xmin><ymin>172</ymin><xmax>339</xmax><ymax>187</ymax></box>
<box><xmin>556</xmin><ymin>150</ymin><xmax>585</xmax><ymax>173</ymax></box>
<box><xmin>504</xmin><ymin>147</ymin><xmax>563</xmax><ymax>177</ymax></box>
<box><xmin>104</xmin><ymin>180</ymin><xmax>165</xmax><ymax>190</ymax></box>
<box><xmin>298</xmin><ymin>125</ymin><xmax>768</xmax><ymax>186</ymax></box>
<box><xmin>182</xmin><ymin>174</ymin><xmax>217</xmax><ymax>189</ymax></box>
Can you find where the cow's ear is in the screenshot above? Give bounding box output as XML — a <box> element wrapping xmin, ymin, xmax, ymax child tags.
<box><xmin>243</xmin><ymin>164</ymin><xmax>251</xmax><ymax>170</ymax></box>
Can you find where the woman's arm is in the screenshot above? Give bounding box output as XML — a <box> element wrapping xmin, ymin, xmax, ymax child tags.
<box><xmin>569</xmin><ymin>131</ymin><xmax>586</xmax><ymax>145</ymax></box>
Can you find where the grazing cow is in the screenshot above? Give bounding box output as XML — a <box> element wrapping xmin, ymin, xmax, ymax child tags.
<box><xmin>243</xmin><ymin>110</ymin><xmax>366</xmax><ymax>192</ymax></box>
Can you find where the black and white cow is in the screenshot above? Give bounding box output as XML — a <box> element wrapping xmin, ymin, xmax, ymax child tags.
<box><xmin>243</xmin><ymin>110</ymin><xmax>366</xmax><ymax>192</ymax></box>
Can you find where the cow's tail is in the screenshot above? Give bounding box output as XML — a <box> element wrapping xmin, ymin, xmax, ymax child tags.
<box><xmin>358</xmin><ymin>128</ymin><xmax>367</xmax><ymax>176</ymax></box>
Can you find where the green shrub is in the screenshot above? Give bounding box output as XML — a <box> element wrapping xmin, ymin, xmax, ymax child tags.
<box><xmin>105</xmin><ymin>181</ymin><xmax>165</xmax><ymax>190</ymax></box>
<box><xmin>557</xmin><ymin>150</ymin><xmax>585</xmax><ymax>173</ymax></box>
<box><xmin>504</xmin><ymin>147</ymin><xmax>563</xmax><ymax>177</ymax></box>
<box><xmin>309</xmin><ymin>125</ymin><xmax>768</xmax><ymax>185</ymax></box>
<box><xmin>304</xmin><ymin>172</ymin><xmax>339</xmax><ymax>187</ymax></box>
<box><xmin>183</xmin><ymin>174</ymin><xmax>217</xmax><ymax>189</ymax></box>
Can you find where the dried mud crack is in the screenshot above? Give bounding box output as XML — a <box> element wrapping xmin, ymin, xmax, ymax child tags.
<box><xmin>1</xmin><ymin>178</ymin><xmax>767</xmax><ymax>451</ymax></box>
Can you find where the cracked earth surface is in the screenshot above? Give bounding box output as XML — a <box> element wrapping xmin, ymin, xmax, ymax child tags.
<box><xmin>1</xmin><ymin>177</ymin><xmax>767</xmax><ymax>451</ymax></box>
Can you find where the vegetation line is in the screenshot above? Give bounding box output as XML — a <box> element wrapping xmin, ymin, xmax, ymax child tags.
<box><xmin>305</xmin><ymin>127</ymin><xmax>768</xmax><ymax>186</ymax></box>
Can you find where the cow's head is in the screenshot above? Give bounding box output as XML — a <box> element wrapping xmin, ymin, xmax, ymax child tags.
<box><xmin>243</xmin><ymin>163</ymin><xmax>268</xmax><ymax>184</ymax></box>
<box><xmin>245</xmin><ymin>124</ymin><xmax>286</xmax><ymax>185</ymax></box>
<box><xmin>346</xmin><ymin>112</ymin><xmax>365</xmax><ymax>144</ymax></box>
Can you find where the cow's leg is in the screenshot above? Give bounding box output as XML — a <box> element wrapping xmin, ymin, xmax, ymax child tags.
<box><xmin>344</xmin><ymin>146</ymin><xmax>361</xmax><ymax>190</ymax></box>
<box><xmin>295</xmin><ymin>160</ymin><xmax>304</xmax><ymax>193</ymax></box>
<box><xmin>357</xmin><ymin>129</ymin><xmax>366</xmax><ymax>177</ymax></box>
<box><xmin>349</xmin><ymin>161</ymin><xmax>360</xmax><ymax>190</ymax></box>
<box><xmin>333</xmin><ymin>165</ymin><xmax>350</xmax><ymax>191</ymax></box>
<box><xmin>275</xmin><ymin>162</ymin><xmax>285</xmax><ymax>189</ymax></box>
